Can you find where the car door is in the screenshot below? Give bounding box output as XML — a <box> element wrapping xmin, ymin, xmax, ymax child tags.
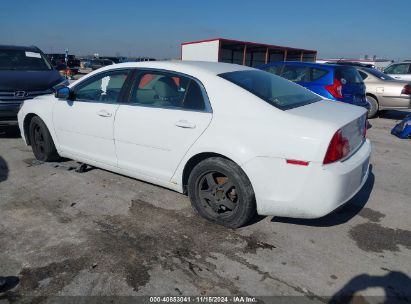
<box><xmin>385</xmin><ymin>63</ymin><xmax>411</xmax><ymax>81</ymax></box>
<box><xmin>114</xmin><ymin>69</ymin><xmax>212</xmax><ymax>182</ymax></box>
<box><xmin>53</xmin><ymin>69</ymin><xmax>131</xmax><ymax>167</ymax></box>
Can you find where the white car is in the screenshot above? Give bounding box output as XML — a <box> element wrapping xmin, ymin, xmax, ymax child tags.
<box><xmin>384</xmin><ymin>61</ymin><xmax>411</xmax><ymax>81</ymax></box>
<box><xmin>18</xmin><ymin>61</ymin><xmax>371</xmax><ymax>228</ymax></box>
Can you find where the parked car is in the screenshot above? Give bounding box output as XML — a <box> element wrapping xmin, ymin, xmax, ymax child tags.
<box><xmin>46</xmin><ymin>53</ymin><xmax>80</xmax><ymax>76</ymax></box>
<box><xmin>90</xmin><ymin>59</ymin><xmax>114</xmax><ymax>70</ymax></box>
<box><xmin>18</xmin><ymin>61</ymin><xmax>370</xmax><ymax>228</ymax></box>
<box><xmin>0</xmin><ymin>45</ymin><xmax>68</xmax><ymax>124</ymax></box>
<box><xmin>384</xmin><ymin>62</ymin><xmax>411</xmax><ymax>81</ymax></box>
<box><xmin>326</xmin><ymin>61</ymin><xmax>375</xmax><ymax>68</ymax></box>
<box><xmin>356</xmin><ymin>67</ymin><xmax>411</xmax><ymax>118</ymax></box>
<box><xmin>258</xmin><ymin>61</ymin><xmax>370</xmax><ymax>113</ymax></box>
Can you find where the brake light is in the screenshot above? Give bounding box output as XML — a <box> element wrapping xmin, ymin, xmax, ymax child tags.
<box><xmin>325</xmin><ymin>79</ymin><xmax>343</xmax><ymax>99</ymax></box>
<box><xmin>323</xmin><ymin>130</ymin><xmax>350</xmax><ymax>164</ymax></box>
<box><xmin>364</xmin><ymin>118</ymin><xmax>368</xmax><ymax>138</ymax></box>
<box><xmin>401</xmin><ymin>84</ymin><xmax>411</xmax><ymax>95</ymax></box>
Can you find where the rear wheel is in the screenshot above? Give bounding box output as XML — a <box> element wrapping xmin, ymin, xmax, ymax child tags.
<box><xmin>29</xmin><ymin>116</ymin><xmax>59</xmax><ymax>162</ymax></box>
<box><xmin>188</xmin><ymin>157</ymin><xmax>256</xmax><ymax>228</ymax></box>
<box><xmin>367</xmin><ymin>95</ymin><xmax>379</xmax><ymax>119</ymax></box>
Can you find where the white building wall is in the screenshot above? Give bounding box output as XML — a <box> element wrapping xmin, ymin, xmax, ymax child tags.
<box><xmin>181</xmin><ymin>40</ymin><xmax>219</xmax><ymax>62</ymax></box>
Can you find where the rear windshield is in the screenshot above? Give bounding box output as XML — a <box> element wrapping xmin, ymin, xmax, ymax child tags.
<box><xmin>219</xmin><ymin>70</ymin><xmax>322</xmax><ymax>110</ymax></box>
<box><xmin>0</xmin><ymin>49</ymin><xmax>52</xmax><ymax>71</ymax></box>
<box><xmin>362</xmin><ymin>67</ymin><xmax>395</xmax><ymax>80</ymax></box>
<box><xmin>335</xmin><ymin>67</ymin><xmax>363</xmax><ymax>84</ymax></box>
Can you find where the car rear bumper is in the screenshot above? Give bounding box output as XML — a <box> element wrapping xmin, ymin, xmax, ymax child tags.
<box><xmin>242</xmin><ymin>139</ymin><xmax>372</xmax><ymax>218</ymax></box>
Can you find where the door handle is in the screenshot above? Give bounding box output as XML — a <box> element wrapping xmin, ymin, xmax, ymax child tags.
<box><xmin>97</xmin><ymin>110</ymin><xmax>112</xmax><ymax>117</ymax></box>
<box><xmin>175</xmin><ymin>120</ymin><xmax>196</xmax><ymax>129</ymax></box>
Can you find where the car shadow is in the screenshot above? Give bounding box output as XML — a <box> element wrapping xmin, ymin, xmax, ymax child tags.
<box><xmin>271</xmin><ymin>165</ymin><xmax>375</xmax><ymax>227</ymax></box>
<box><xmin>0</xmin><ymin>156</ymin><xmax>8</xmax><ymax>183</ymax></box>
<box><xmin>378</xmin><ymin>109</ymin><xmax>410</xmax><ymax>120</ymax></box>
<box><xmin>0</xmin><ymin>276</ymin><xmax>19</xmax><ymax>294</ymax></box>
<box><xmin>329</xmin><ymin>271</ymin><xmax>411</xmax><ymax>303</ymax></box>
<box><xmin>0</xmin><ymin>125</ymin><xmax>21</xmax><ymax>138</ymax></box>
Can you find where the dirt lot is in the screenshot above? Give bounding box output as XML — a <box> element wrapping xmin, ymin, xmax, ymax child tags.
<box><xmin>0</xmin><ymin>110</ymin><xmax>410</xmax><ymax>303</ymax></box>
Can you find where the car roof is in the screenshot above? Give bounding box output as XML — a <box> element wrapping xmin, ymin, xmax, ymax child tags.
<box><xmin>98</xmin><ymin>60</ymin><xmax>254</xmax><ymax>77</ymax></box>
<box><xmin>0</xmin><ymin>44</ymin><xmax>41</xmax><ymax>52</ymax></box>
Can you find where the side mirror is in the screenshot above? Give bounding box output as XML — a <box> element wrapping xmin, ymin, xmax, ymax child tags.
<box><xmin>55</xmin><ymin>86</ymin><xmax>72</xmax><ymax>100</ymax></box>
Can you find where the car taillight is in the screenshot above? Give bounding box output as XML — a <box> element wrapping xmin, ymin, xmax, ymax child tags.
<box><xmin>401</xmin><ymin>84</ymin><xmax>411</xmax><ymax>95</ymax></box>
<box><xmin>325</xmin><ymin>79</ymin><xmax>343</xmax><ymax>99</ymax></box>
<box><xmin>323</xmin><ymin>130</ymin><xmax>350</xmax><ymax>164</ymax></box>
<box><xmin>364</xmin><ymin>118</ymin><xmax>368</xmax><ymax>138</ymax></box>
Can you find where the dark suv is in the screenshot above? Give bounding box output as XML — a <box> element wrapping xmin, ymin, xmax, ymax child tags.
<box><xmin>0</xmin><ymin>45</ymin><xmax>67</xmax><ymax>124</ymax></box>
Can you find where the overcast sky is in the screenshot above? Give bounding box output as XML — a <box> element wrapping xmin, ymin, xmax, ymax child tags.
<box><xmin>1</xmin><ymin>0</ymin><xmax>409</xmax><ymax>60</ymax></box>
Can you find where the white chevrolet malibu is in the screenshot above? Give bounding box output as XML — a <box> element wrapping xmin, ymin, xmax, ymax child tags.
<box><xmin>18</xmin><ymin>61</ymin><xmax>371</xmax><ymax>228</ymax></box>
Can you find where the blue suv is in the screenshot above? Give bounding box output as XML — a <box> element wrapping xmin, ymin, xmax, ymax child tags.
<box><xmin>257</xmin><ymin>61</ymin><xmax>370</xmax><ymax>112</ymax></box>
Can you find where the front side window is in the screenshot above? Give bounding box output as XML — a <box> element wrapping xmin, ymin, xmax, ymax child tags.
<box><xmin>385</xmin><ymin>64</ymin><xmax>409</xmax><ymax>74</ymax></box>
<box><xmin>74</xmin><ymin>70</ymin><xmax>129</xmax><ymax>102</ymax></box>
<box><xmin>0</xmin><ymin>49</ymin><xmax>52</xmax><ymax>71</ymax></box>
<box><xmin>219</xmin><ymin>70</ymin><xmax>322</xmax><ymax>110</ymax></box>
<box><xmin>129</xmin><ymin>71</ymin><xmax>206</xmax><ymax>111</ymax></box>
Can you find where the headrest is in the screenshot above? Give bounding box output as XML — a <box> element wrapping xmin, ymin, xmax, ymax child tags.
<box><xmin>154</xmin><ymin>77</ymin><xmax>179</xmax><ymax>98</ymax></box>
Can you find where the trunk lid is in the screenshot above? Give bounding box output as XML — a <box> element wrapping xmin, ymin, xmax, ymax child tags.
<box><xmin>288</xmin><ymin>100</ymin><xmax>367</xmax><ymax>161</ymax></box>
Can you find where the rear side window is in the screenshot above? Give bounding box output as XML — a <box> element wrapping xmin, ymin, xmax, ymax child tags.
<box><xmin>129</xmin><ymin>71</ymin><xmax>206</xmax><ymax>111</ymax></box>
<box><xmin>219</xmin><ymin>70</ymin><xmax>322</xmax><ymax>110</ymax></box>
<box><xmin>363</xmin><ymin>67</ymin><xmax>394</xmax><ymax>80</ymax></box>
<box><xmin>280</xmin><ymin>65</ymin><xmax>309</xmax><ymax>82</ymax></box>
<box><xmin>335</xmin><ymin>67</ymin><xmax>363</xmax><ymax>84</ymax></box>
<box><xmin>262</xmin><ymin>65</ymin><xmax>282</xmax><ymax>75</ymax></box>
<box><xmin>310</xmin><ymin>68</ymin><xmax>329</xmax><ymax>81</ymax></box>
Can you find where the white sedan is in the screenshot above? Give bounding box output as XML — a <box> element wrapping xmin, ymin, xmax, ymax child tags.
<box><xmin>18</xmin><ymin>61</ymin><xmax>371</xmax><ymax>228</ymax></box>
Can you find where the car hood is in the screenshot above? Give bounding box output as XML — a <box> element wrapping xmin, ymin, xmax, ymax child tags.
<box><xmin>0</xmin><ymin>70</ymin><xmax>64</xmax><ymax>91</ymax></box>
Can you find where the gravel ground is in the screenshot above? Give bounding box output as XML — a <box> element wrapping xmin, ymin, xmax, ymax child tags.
<box><xmin>0</xmin><ymin>109</ymin><xmax>410</xmax><ymax>303</ymax></box>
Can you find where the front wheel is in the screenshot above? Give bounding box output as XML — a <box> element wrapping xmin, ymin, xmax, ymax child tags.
<box><xmin>29</xmin><ymin>116</ymin><xmax>59</xmax><ymax>162</ymax></box>
<box><xmin>188</xmin><ymin>157</ymin><xmax>256</xmax><ymax>228</ymax></box>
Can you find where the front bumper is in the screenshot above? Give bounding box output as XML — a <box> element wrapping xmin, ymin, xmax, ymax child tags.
<box><xmin>0</xmin><ymin>102</ymin><xmax>20</xmax><ymax>123</ymax></box>
<box><xmin>242</xmin><ymin>139</ymin><xmax>372</xmax><ymax>218</ymax></box>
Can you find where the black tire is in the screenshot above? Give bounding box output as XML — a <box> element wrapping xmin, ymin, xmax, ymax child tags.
<box><xmin>367</xmin><ymin>95</ymin><xmax>379</xmax><ymax>119</ymax></box>
<box><xmin>187</xmin><ymin>157</ymin><xmax>256</xmax><ymax>228</ymax></box>
<box><xmin>29</xmin><ymin>116</ymin><xmax>59</xmax><ymax>162</ymax></box>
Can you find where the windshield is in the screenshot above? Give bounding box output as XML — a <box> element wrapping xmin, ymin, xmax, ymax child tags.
<box><xmin>219</xmin><ymin>70</ymin><xmax>322</xmax><ymax>110</ymax></box>
<box><xmin>0</xmin><ymin>49</ymin><xmax>52</xmax><ymax>71</ymax></box>
<box><xmin>363</xmin><ymin>67</ymin><xmax>395</xmax><ymax>80</ymax></box>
